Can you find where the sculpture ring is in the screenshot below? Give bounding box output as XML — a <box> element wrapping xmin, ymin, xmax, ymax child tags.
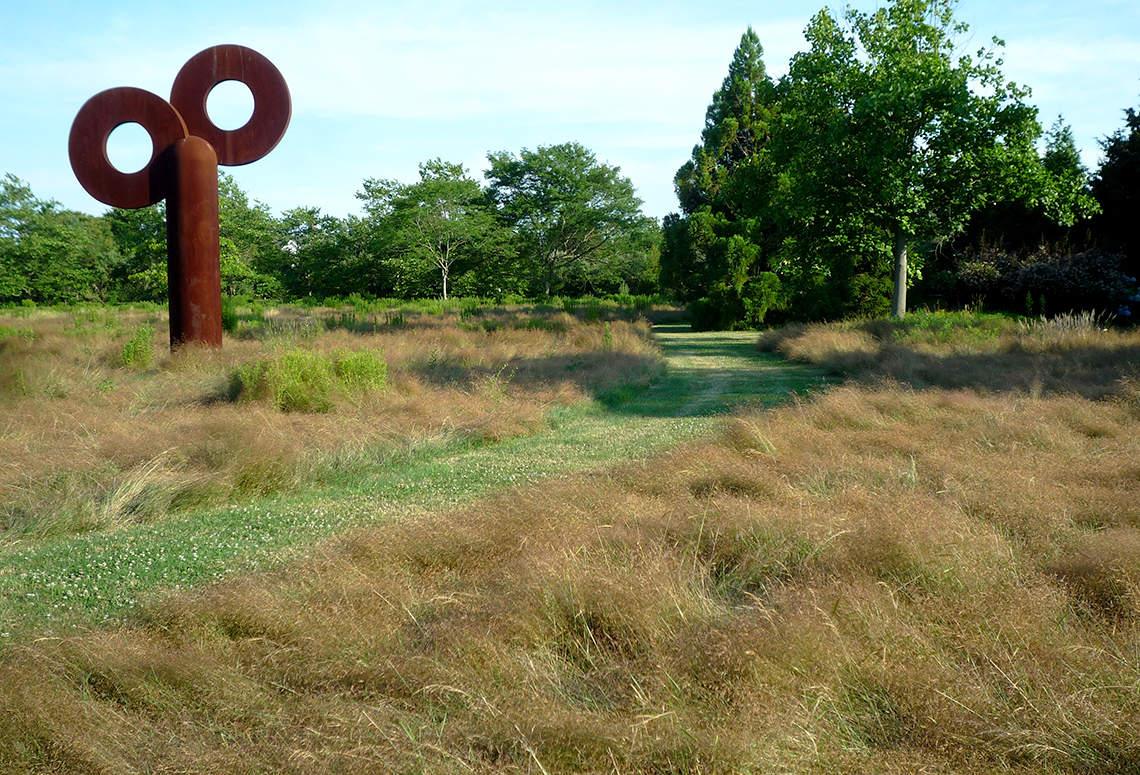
<box><xmin>67</xmin><ymin>86</ymin><xmax>188</xmax><ymax>208</ymax></box>
<box><xmin>170</xmin><ymin>44</ymin><xmax>291</xmax><ymax>167</ymax></box>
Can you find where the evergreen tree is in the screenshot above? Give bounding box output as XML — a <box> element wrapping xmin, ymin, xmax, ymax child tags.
<box><xmin>660</xmin><ymin>28</ymin><xmax>783</xmax><ymax>329</ymax></box>
<box><xmin>1091</xmin><ymin>104</ymin><xmax>1140</xmax><ymax>273</ymax></box>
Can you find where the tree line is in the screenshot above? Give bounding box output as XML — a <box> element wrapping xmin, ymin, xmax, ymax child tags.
<box><xmin>1</xmin><ymin>142</ymin><xmax>658</xmax><ymax>306</ymax></box>
<box><xmin>5</xmin><ymin>0</ymin><xmax>1139</xmax><ymax>324</ymax></box>
<box><xmin>661</xmin><ymin>0</ymin><xmax>1140</xmax><ymax>327</ymax></box>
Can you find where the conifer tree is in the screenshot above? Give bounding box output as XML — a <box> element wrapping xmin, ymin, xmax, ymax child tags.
<box><xmin>661</xmin><ymin>28</ymin><xmax>783</xmax><ymax>329</ymax></box>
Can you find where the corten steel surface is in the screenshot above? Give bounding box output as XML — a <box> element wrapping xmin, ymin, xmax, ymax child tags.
<box><xmin>168</xmin><ymin>137</ymin><xmax>223</xmax><ymax>347</ymax></box>
<box><xmin>68</xmin><ymin>44</ymin><xmax>290</xmax><ymax>349</ymax></box>
<box><xmin>68</xmin><ymin>87</ymin><xmax>187</xmax><ymax>209</ymax></box>
<box><xmin>171</xmin><ymin>45</ymin><xmax>291</xmax><ymax>166</ymax></box>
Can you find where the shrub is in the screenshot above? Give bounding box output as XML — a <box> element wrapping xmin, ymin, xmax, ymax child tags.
<box><xmin>951</xmin><ymin>245</ymin><xmax>1131</xmax><ymax>316</ymax></box>
<box><xmin>230</xmin><ymin>348</ymin><xmax>387</xmax><ymax>412</ymax></box>
<box><xmin>0</xmin><ymin>325</ymin><xmax>34</xmax><ymax>342</ymax></box>
<box><xmin>220</xmin><ymin>297</ymin><xmax>239</xmax><ymax>333</ymax></box>
<box><xmin>691</xmin><ymin>273</ymin><xmax>783</xmax><ymax>331</ymax></box>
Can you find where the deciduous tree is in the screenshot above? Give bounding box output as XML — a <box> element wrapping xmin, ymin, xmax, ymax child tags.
<box><xmin>486</xmin><ymin>142</ymin><xmax>652</xmax><ymax>295</ymax></box>
<box><xmin>358</xmin><ymin>160</ymin><xmax>513</xmax><ymax>299</ymax></box>
<box><xmin>1</xmin><ymin>174</ymin><xmax>118</xmax><ymax>304</ymax></box>
<box><xmin>774</xmin><ymin>0</ymin><xmax>1046</xmax><ymax>318</ymax></box>
<box><xmin>105</xmin><ymin>204</ymin><xmax>167</xmax><ymax>301</ymax></box>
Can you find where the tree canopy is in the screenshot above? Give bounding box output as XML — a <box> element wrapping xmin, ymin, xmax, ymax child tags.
<box><xmin>357</xmin><ymin>160</ymin><xmax>514</xmax><ymax>299</ymax></box>
<box><xmin>661</xmin><ymin>27</ymin><xmax>781</xmax><ymax>330</ymax></box>
<box><xmin>1091</xmin><ymin>106</ymin><xmax>1140</xmax><ymax>274</ymax></box>
<box><xmin>787</xmin><ymin>0</ymin><xmax>1053</xmax><ymax>317</ymax></box>
<box><xmin>486</xmin><ymin>142</ymin><xmax>656</xmax><ymax>296</ymax></box>
<box><xmin>1</xmin><ymin>174</ymin><xmax>118</xmax><ymax>304</ymax></box>
<box><xmin>661</xmin><ymin>0</ymin><xmax>1098</xmax><ymax>326</ymax></box>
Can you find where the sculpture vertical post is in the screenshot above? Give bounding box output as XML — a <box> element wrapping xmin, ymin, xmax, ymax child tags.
<box><xmin>167</xmin><ymin>136</ymin><xmax>222</xmax><ymax>348</ymax></box>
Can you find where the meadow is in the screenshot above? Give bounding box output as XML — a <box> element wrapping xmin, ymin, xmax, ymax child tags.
<box><xmin>0</xmin><ymin>298</ymin><xmax>663</xmax><ymax>546</ymax></box>
<box><xmin>2</xmin><ymin>305</ymin><xmax>1140</xmax><ymax>773</ymax></box>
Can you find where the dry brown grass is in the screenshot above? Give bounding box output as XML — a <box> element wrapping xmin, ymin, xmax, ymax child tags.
<box><xmin>758</xmin><ymin>311</ymin><xmax>1140</xmax><ymax>400</ymax></box>
<box><xmin>0</xmin><ymin>306</ymin><xmax>659</xmax><ymax>543</ymax></box>
<box><xmin>2</xmin><ymin>373</ymin><xmax>1138</xmax><ymax>772</ymax></box>
<box><xmin>3</xmin><ymin>311</ymin><xmax>1139</xmax><ymax>772</ymax></box>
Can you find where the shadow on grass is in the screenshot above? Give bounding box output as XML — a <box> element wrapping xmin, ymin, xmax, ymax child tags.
<box><xmin>410</xmin><ymin>351</ymin><xmax>664</xmax><ymax>393</ymax></box>
<box><xmin>604</xmin><ymin>325</ymin><xmax>830</xmax><ymax>419</ymax></box>
<box><xmin>406</xmin><ymin>322</ymin><xmax>817</xmax><ymax>421</ymax></box>
<box><xmin>759</xmin><ymin>321</ymin><xmax>1140</xmax><ymax>401</ymax></box>
<box><xmin>847</xmin><ymin>343</ymin><xmax>1140</xmax><ymax>399</ymax></box>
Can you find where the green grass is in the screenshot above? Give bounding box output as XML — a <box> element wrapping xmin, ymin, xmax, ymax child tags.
<box><xmin>120</xmin><ymin>325</ymin><xmax>155</xmax><ymax>370</ymax></box>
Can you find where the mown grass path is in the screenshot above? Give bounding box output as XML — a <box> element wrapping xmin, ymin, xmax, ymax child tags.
<box><xmin>0</xmin><ymin>326</ymin><xmax>826</xmax><ymax>640</ymax></box>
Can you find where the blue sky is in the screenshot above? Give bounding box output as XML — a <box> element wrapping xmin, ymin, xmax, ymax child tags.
<box><xmin>3</xmin><ymin>0</ymin><xmax>1138</xmax><ymax>222</ymax></box>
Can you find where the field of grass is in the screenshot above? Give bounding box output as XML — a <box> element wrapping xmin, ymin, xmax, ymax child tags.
<box><xmin>0</xmin><ymin>308</ymin><xmax>822</xmax><ymax>639</ymax></box>
<box><xmin>0</xmin><ymin>301</ymin><xmax>661</xmax><ymax>545</ymax></box>
<box><xmin>2</xmin><ymin>307</ymin><xmax>1139</xmax><ymax>773</ymax></box>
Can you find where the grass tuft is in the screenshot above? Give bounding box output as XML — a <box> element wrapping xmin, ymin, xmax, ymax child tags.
<box><xmin>230</xmin><ymin>348</ymin><xmax>337</xmax><ymax>412</ymax></box>
<box><xmin>120</xmin><ymin>325</ymin><xmax>154</xmax><ymax>370</ymax></box>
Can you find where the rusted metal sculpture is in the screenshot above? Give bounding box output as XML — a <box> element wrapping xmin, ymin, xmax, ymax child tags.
<box><xmin>69</xmin><ymin>45</ymin><xmax>290</xmax><ymax>349</ymax></box>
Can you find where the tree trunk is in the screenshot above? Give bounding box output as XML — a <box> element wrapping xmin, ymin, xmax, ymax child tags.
<box><xmin>892</xmin><ymin>226</ymin><xmax>908</xmax><ymax>319</ymax></box>
<box><xmin>441</xmin><ymin>266</ymin><xmax>448</xmax><ymax>300</ymax></box>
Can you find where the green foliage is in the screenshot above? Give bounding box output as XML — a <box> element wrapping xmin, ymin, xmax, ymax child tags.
<box><xmin>661</xmin><ymin>30</ymin><xmax>783</xmax><ymax>329</ymax></box>
<box><xmin>220</xmin><ymin>296</ymin><xmax>240</xmax><ymax>333</ymax></box>
<box><xmin>5</xmin><ymin>132</ymin><xmax>664</xmax><ymax>304</ymax></box>
<box><xmin>771</xmin><ymin>0</ymin><xmax>1049</xmax><ymax>319</ymax></box>
<box><xmin>673</xmin><ymin>27</ymin><xmax>777</xmax><ymax>217</ymax></box>
<box><xmin>949</xmin><ymin>117</ymin><xmax>1100</xmax><ymax>266</ymax></box>
<box><xmin>104</xmin><ymin>204</ymin><xmax>168</xmax><ymax>302</ymax></box>
<box><xmin>231</xmin><ymin>350</ymin><xmax>335</xmax><ymax>413</ymax></box>
<box><xmin>3</xmin><ymin>173</ymin><xmax>294</xmax><ymax>305</ymax></box>
<box><xmin>665</xmin><ymin>1</ymin><xmax>1083</xmax><ymax>327</ymax></box>
<box><xmin>1091</xmin><ymin>104</ymin><xmax>1140</xmax><ymax>274</ymax></box>
<box><xmin>121</xmin><ymin>325</ymin><xmax>155</xmax><ymax>371</ymax></box>
<box><xmin>1</xmin><ymin>174</ymin><xmax>119</xmax><ymax>304</ymax></box>
<box><xmin>486</xmin><ymin>142</ymin><xmax>657</xmax><ymax>296</ymax></box>
<box><xmin>271</xmin><ymin>207</ymin><xmax>362</xmax><ymax>299</ymax></box>
<box><xmin>218</xmin><ymin>172</ymin><xmax>283</xmax><ymax>295</ymax></box>
<box><xmin>230</xmin><ymin>348</ymin><xmax>388</xmax><ymax>413</ymax></box>
<box><xmin>0</xmin><ymin>324</ymin><xmax>34</xmax><ymax>343</ymax></box>
<box><xmin>1040</xmin><ymin>117</ymin><xmax>1100</xmax><ymax>226</ymax></box>
<box><xmin>328</xmin><ymin>141</ymin><xmax>667</xmax><ymax>301</ymax></box>
<box><xmin>357</xmin><ymin>160</ymin><xmax>515</xmax><ymax>300</ymax></box>
<box><xmin>332</xmin><ymin>349</ymin><xmax>388</xmax><ymax>393</ymax></box>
